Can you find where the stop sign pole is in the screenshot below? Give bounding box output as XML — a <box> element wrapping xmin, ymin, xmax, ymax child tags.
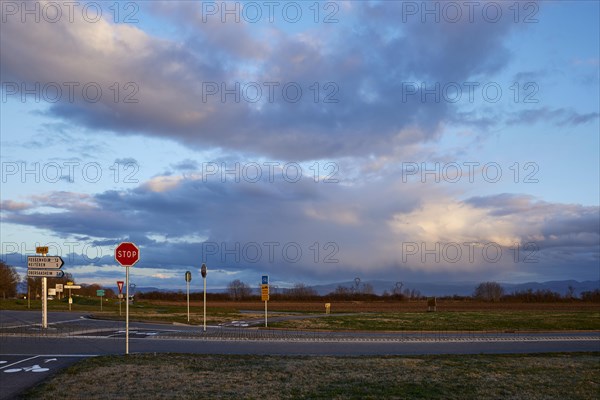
<box><xmin>115</xmin><ymin>242</ymin><xmax>140</xmax><ymax>355</ymax></box>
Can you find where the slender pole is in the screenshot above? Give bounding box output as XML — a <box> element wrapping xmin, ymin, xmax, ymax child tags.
<box><xmin>42</xmin><ymin>277</ymin><xmax>47</xmax><ymax>329</ymax></box>
<box><xmin>203</xmin><ymin>277</ymin><xmax>207</xmax><ymax>332</ymax></box>
<box><xmin>119</xmin><ymin>296</ymin><xmax>122</xmax><ymax>316</ymax></box>
<box><xmin>27</xmin><ymin>286</ymin><xmax>30</xmax><ymax>309</ymax></box>
<box><xmin>264</xmin><ymin>300</ymin><xmax>267</xmax><ymax>328</ymax></box>
<box><xmin>100</xmin><ymin>295</ymin><xmax>103</xmax><ymax>311</ymax></box>
<box><xmin>69</xmin><ymin>288</ymin><xmax>72</xmax><ymax>311</ymax></box>
<box><xmin>187</xmin><ymin>281</ymin><xmax>190</xmax><ymax>322</ymax></box>
<box><xmin>126</xmin><ymin>266</ymin><xmax>129</xmax><ymax>355</ymax></box>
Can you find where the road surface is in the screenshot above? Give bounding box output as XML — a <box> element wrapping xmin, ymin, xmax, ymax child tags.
<box><xmin>1</xmin><ymin>310</ymin><xmax>598</xmax><ymax>399</ymax></box>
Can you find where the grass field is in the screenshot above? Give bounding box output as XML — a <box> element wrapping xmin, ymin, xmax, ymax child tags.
<box><xmin>269</xmin><ymin>311</ymin><xmax>600</xmax><ymax>331</ymax></box>
<box><xmin>2</xmin><ymin>299</ymin><xmax>599</xmax><ymax>331</ymax></box>
<box><xmin>25</xmin><ymin>353</ymin><xmax>600</xmax><ymax>399</ymax></box>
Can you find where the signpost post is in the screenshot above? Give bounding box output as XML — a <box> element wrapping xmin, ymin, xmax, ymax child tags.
<box><xmin>115</xmin><ymin>242</ymin><xmax>140</xmax><ymax>355</ymax></box>
<box><xmin>56</xmin><ymin>284</ymin><xmax>63</xmax><ymax>300</ymax></box>
<box><xmin>64</xmin><ymin>283</ymin><xmax>81</xmax><ymax>311</ymax></box>
<box><xmin>28</xmin><ymin>247</ymin><xmax>64</xmax><ymax>329</ymax></box>
<box><xmin>97</xmin><ymin>289</ymin><xmax>105</xmax><ymax>311</ymax></box>
<box><xmin>201</xmin><ymin>264</ymin><xmax>207</xmax><ymax>332</ymax></box>
<box><xmin>185</xmin><ymin>271</ymin><xmax>192</xmax><ymax>322</ymax></box>
<box><xmin>117</xmin><ymin>281</ymin><xmax>124</xmax><ymax>316</ymax></box>
<box><xmin>261</xmin><ymin>275</ymin><xmax>269</xmax><ymax>327</ymax></box>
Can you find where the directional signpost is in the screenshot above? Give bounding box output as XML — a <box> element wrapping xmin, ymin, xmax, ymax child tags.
<box><xmin>27</xmin><ymin>248</ymin><xmax>65</xmax><ymax>328</ymax></box>
<box><xmin>115</xmin><ymin>242</ymin><xmax>140</xmax><ymax>355</ymax></box>
<box><xmin>97</xmin><ymin>289</ymin><xmax>105</xmax><ymax>311</ymax></box>
<box><xmin>64</xmin><ymin>284</ymin><xmax>81</xmax><ymax>311</ymax></box>
<box><xmin>262</xmin><ymin>275</ymin><xmax>269</xmax><ymax>327</ymax></box>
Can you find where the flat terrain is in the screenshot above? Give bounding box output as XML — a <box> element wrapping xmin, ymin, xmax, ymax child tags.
<box><xmin>24</xmin><ymin>353</ymin><xmax>600</xmax><ymax>399</ymax></box>
<box><xmin>3</xmin><ymin>299</ymin><xmax>598</xmax><ymax>331</ymax></box>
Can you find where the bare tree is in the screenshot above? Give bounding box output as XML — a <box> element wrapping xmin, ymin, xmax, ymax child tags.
<box><xmin>0</xmin><ymin>261</ymin><xmax>20</xmax><ymax>299</ymax></box>
<box><xmin>288</xmin><ymin>283</ymin><xmax>318</xmax><ymax>299</ymax></box>
<box><xmin>227</xmin><ymin>279</ymin><xmax>252</xmax><ymax>300</ymax></box>
<box><xmin>362</xmin><ymin>283</ymin><xmax>375</xmax><ymax>295</ymax></box>
<box><xmin>474</xmin><ymin>281</ymin><xmax>504</xmax><ymax>302</ymax></box>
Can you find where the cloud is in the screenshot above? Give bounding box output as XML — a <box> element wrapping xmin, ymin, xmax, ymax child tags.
<box><xmin>1</xmin><ymin>1</ymin><xmax>531</xmax><ymax>160</ymax></box>
<box><xmin>506</xmin><ymin>107</ymin><xmax>600</xmax><ymax>127</ymax></box>
<box><xmin>2</xmin><ymin>171</ymin><xmax>597</xmax><ymax>282</ymax></box>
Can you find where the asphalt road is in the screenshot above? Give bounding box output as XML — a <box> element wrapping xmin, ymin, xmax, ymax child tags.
<box><xmin>1</xmin><ymin>310</ymin><xmax>599</xmax><ymax>399</ymax></box>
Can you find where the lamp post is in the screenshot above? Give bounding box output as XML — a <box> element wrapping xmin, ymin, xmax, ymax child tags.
<box><xmin>185</xmin><ymin>271</ymin><xmax>192</xmax><ymax>322</ymax></box>
<box><xmin>201</xmin><ymin>263</ymin><xmax>207</xmax><ymax>332</ymax></box>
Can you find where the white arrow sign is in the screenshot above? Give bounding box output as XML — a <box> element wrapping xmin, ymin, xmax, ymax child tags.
<box><xmin>27</xmin><ymin>256</ymin><xmax>64</xmax><ymax>269</ymax></box>
<box><xmin>27</xmin><ymin>269</ymin><xmax>65</xmax><ymax>278</ymax></box>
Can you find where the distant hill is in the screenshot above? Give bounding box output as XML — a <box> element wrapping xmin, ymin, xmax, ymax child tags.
<box><xmin>309</xmin><ymin>280</ymin><xmax>599</xmax><ymax>297</ymax></box>
<box><xmin>17</xmin><ymin>280</ymin><xmax>598</xmax><ymax>297</ymax></box>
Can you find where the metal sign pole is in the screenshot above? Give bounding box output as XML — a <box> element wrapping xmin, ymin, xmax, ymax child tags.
<box><xmin>265</xmin><ymin>300</ymin><xmax>267</xmax><ymax>328</ymax></box>
<box><xmin>42</xmin><ymin>277</ymin><xmax>47</xmax><ymax>329</ymax></box>
<box><xmin>69</xmin><ymin>288</ymin><xmax>72</xmax><ymax>311</ymax></box>
<box><xmin>187</xmin><ymin>280</ymin><xmax>190</xmax><ymax>322</ymax></box>
<box><xmin>126</xmin><ymin>266</ymin><xmax>129</xmax><ymax>355</ymax></box>
<box><xmin>203</xmin><ymin>276</ymin><xmax>207</xmax><ymax>332</ymax></box>
<box><xmin>100</xmin><ymin>294</ymin><xmax>103</xmax><ymax>311</ymax></box>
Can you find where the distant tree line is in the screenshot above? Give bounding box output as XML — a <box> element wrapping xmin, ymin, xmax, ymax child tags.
<box><xmin>1</xmin><ymin>262</ymin><xmax>597</xmax><ymax>303</ymax></box>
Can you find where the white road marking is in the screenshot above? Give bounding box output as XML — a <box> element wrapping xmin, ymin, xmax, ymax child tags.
<box><xmin>0</xmin><ymin>355</ymin><xmax>39</xmax><ymax>370</ymax></box>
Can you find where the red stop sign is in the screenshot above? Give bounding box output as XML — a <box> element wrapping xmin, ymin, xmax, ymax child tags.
<box><xmin>115</xmin><ymin>242</ymin><xmax>140</xmax><ymax>266</ymax></box>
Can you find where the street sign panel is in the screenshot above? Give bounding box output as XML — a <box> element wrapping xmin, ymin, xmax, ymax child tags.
<box><xmin>201</xmin><ymin>263</ymin><xmax>207</xmax><ymax>278</ymax></box>
<box><xmin>48</xmin><ymin>289</ymin><xmax>56</xmax><ymax>296</ymax></box>
<box><xmin>115</xmin><ymin>242</ymin><xmax>140</xmax><ymax>266</ymax></box>
<box><xmin>117</xmin><ymin>281</ymin><xmax>124</xmax><ymax>293</ymax></box>
<box><xmin>185</xmin><ymin>271</ymin><xmax>192</xmax><ymax>282</ymax></box>
<box><xmin>55</xmin><ymin>284</ymin><xmax>63</xmax><ymax>292</ymax></box>
<box><xmin>97</xmin><ymin>290</ymin><xmax>105</xmax><ymax>296</ymax></box>
<box><xmin>36</xmin><ymin>246</ymin><xmax>49</xmax><ymax>254</ymax></box>
<box><xmin>261</xmin><ymin>284</ymin><xmax>269</xmax><ymax>301</ymax></box>
<box><xmin>27</xmin><ymin>269</ymin><xmax>65</xmax><ymax>278</ymax></box>
<box><xmin>262</xmin><ymin>275</ymin><xmax>268</xmax><ymax>285</ymax></box>
<box><xmin>64</xmin><ymin>285</ymin><xmax>81</xmax><ymax>289</ymax></box>
<box><xmin>27</xmin><ymin>256</ymin><xmax>64</xmax><ymax>269</ymax></box>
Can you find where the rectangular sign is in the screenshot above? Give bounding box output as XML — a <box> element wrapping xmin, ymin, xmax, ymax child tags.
<box><xmin>36</xmin><ymin>246</ymin><xmax>49</xmax><ymax>254</ymax></box>
<box><xmin>27</xmin><ymin>269</ymin><xmax>65</xmax><ymax>278</ymax></box>
<box><xmin>261</xmin><ymin>284</ymin><xmax>269</xmax><ymax>301</ymax></box>
<box><xmin>262</xmin><ymin>275</ymin><xmax>268</xmax><ymax>285</ymax></box>
<box><xmin>64</xmin><ymin>285</ymin><xmax>81</xmax><ymax>289</ymax></box>
<box><xmin>48</xmin><ymin>289</ymin><xmax>56</xmax><ymax>296</ymax></box>
<box><xmin>97</xmin><ymin>290</ymin><xmax>105</xmax><ymax>296</ymax></box>
<box><xmin>55</xmin><ymin>284</ymin><xmax>63</xmax><ymax>292</ymax></box>
<box><xmin>27</xmin><ymin>256</ymin><xmax>64</xmax><ymax>269</ymax></box>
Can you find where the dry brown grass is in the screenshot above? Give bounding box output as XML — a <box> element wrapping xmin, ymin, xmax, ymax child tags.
<box><xmin>152</xmin><ymin>300</ymin><xmax>600</xmax><ymax>313</ymax></box>
<box><xmin>27</xmin><ymin>353</ymin><xmax>600</xmax><ymax>399</ymax></box>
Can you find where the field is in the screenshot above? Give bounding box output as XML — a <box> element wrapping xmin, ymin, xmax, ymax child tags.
<box><xmin>25</xmin><ymin>353</ymin><xmax>600</xmax><ymax>399</ymax></box>
<box><xmin>1</xmin><ymin>299</ymin><xmax>599</xmax><ymax>331</ymax></box>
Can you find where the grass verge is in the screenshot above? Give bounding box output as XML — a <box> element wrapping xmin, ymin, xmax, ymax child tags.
<box><xmin>269</xmin><ymin>311</ymin><xmax>600</xmax><ymax>331</ymax></box>
<box><xmin>25</xmin><ymin>353</ymin><xmax>600</xmax><ymax>399</ymax></box>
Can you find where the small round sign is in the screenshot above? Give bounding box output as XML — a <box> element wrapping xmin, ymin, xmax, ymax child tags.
<box><xmin>201</xmin><ymin>263</ymin><xmax>207</xmax><ymax>278</ymax></box>
<box><xmin>185</xmin><ymin>271</ymin><xmax>192</xmax><ymax>282</ymax></box>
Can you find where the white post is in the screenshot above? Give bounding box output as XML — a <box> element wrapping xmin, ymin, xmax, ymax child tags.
<box><xmin>265</xmin><ymin>300</ymin><xmax>268</xmax><ymax>328</ymax></box>
<box><xmin>42</xmin><ymin>277</ymin><xmax>47</xmax><ymax>329</ymax></box>
<box><xmin>187</xmin><ymin>280</ymin><xmax>190</xmax><ymax>322</ymax></box>
<box><xmin>203</xmin><ymin>276</ymin><xmax>207</xmax><ymax>332</ymax></box>
<box><xmin>100</xmin><ymin>295</ymin><xmax>103</xmax><ymax>311</ymax></box>
<box><xmin>126</xmin><ymin>266</ymin><xmax>129</xmax><ymax>355</ymax></box>
<box><xmin>68</xmin><ymin>288</ymin><xmax>72</xmax><ymax>311</ymax></box>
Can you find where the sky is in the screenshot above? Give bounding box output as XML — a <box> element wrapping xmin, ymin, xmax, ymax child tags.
<box><xmin>1</xmin><ymin>0</ymin><xmax>599</xmax><ymax>292</ymax></box>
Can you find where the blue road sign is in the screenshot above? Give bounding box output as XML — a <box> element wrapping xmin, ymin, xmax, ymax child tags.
<box><xmin>262</xmin><ymin>275</ymin><xmax>268</xmax><ymax>285</ymax></box>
